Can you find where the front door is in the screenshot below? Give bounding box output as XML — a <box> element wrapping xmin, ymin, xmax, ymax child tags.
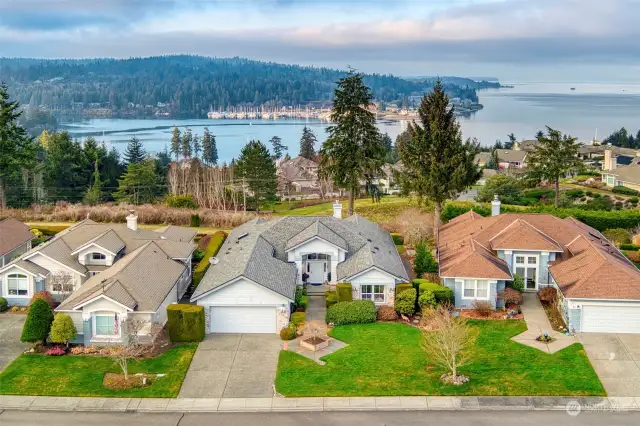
<box><xmin>307</xmin><ymin>261</ymin><xmax>326</xmax><ymax>284</ymax></box>
<box><xmin>514</xmin><ymin>255</ymin><xmax>538</xmax><ymax>291</ymax></box>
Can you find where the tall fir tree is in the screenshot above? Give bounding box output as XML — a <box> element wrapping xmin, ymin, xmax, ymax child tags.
<box><xmin>396</xmin><ymin>80</ymin><xmax>481</xmax><ymax>238</ymax></box>
<box><xmin>235</xmin><ymin>140</ymin><xmax>277</xmax><ymax>212</ymax></box>
<box><xmin>181</xmin><ymin>127</ymin><xmax>192</xmax><ymax>159</ymax></box>
<box><xmin>381</xmin><ymin>133</ymin><xmax>393</xmax><ymax>152</ymax></box>
<box><xmin>83</xmin><ymin>159</ymin><xmax>103</xmax><ymax>205</ymax></box>
<box><xmin>526</xmin><ymin>126</ymin><xmax>582</xmax><ymax>207</ymax></box>
<box><xmin>202</xmin><ymin>127</ymin><xmax>218</xmax><ymax>165</ymax></box>
<box><xmin>319</xmin><ymin>69</ymin><xmax>385</xmax><ymax>215</ymax></box>
<box><xmin>123</xmin><ymin>136</ymin><xmax>146</xmax><ymax>165</ymax></box>
<box><xmin>113</xmin><ymin>158</ymin><xmax>160</xmax><ymax>204</ymax></box>
<box><xmin>269</xmin><ymin>136</ymin><xmax>288</xmax><ymax>160</ymax></box>
<box><xmin>485</xmin><ymin>149</ymin><xmax>499</xmax><ymax>170</ymax></box>
<box><xmin>170</xmin><ymin>126</ymin><xmax>181</xmax><ymax>160</ymax></box>
<box><xmin>192</xmin><ymin>134</ymin><xmax>201</xmax><ymax>159</ymax></box>
<box><xmin>299</xmin><ymin>126</ymin><xmax>317</xmax><ymax>159</ymax></box>
<box><xmin>44</xmin><ymin>132</ymin><xmax>91</xmax><ymax>202</ymax></box>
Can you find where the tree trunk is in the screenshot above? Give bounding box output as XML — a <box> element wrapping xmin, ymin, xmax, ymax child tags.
<box><xmin>452</xmin><ymin>356</ymin><xmax>456</xmax><ymax>379</ymax></box>
<box><xmin>554</xmin><ymin>178</ymin><xmax>560</xmax><ymax>208</ymax></box>
<box><xmin>348</xmin><ymin>189</ymin><xmax>355</xmax><ymax>216</ymax></box>
<box><xmin>434</xmin><ymin>201</ymin><xmax>442</xmax><ymax>246</ymax></box>
<box><xmin>0</xmin><ymin>176</ymin><xmax>5</xmax><ymax>209</ymax></box>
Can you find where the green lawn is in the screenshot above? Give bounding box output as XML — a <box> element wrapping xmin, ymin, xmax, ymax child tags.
<box><xmin>0</xmin><ymin>344</ymin><xmax>197</xmax><ymax>397</ymax></box>
<box><xmin>276</xmin><ymin>322</ymin><xmax>604</xmax><ymax>397</ymax></box>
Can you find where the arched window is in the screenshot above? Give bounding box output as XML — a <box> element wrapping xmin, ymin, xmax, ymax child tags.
<box><xmin>7</xmin><ymin>274</ymin><xmax>28</xmax><ymax>296</ymax></box>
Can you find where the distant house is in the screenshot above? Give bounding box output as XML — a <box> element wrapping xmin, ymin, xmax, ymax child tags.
<box><xmin>474</xmin><ymin>150</ymin><xmax>527</xmax><ymax>169</ymax></box>
<box><xmin>513</xmin><ymin>139</ymin><xmax>539</xmax><ymax>152</ymax></box>
<box><xmin>601</xmin><ymin>148</ymin><xmax>640</xmax><ymax>190</ymax></box>
<box><xmin>277</xmin><ymin>156</ymin><xmax>320</xmax><ymax>197</ymax></box>
<box><xmin>438</xmin><ymin>199</ymin><xmax>640</xmax><ymax>333</ymax></box>
<box><xmin>0</xmin><ymin>218</ymin><xmax>34</xmax><ymax>267</ymax></box>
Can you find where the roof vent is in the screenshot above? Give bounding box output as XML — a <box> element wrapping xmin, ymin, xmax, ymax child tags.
<box><xmin>374</xmin><ymin>246</ymin><xmax>379</xmax><ymax>250</ymax></box>
<box><xmin>209</xmin><ymin>257</ymin><xmax>219</xmax><ymax>265</ymax></box>
<box><xmin>238</xmin><ymin>232</ymin><xmax>249</xmax><ymax>240</ymax></box>
<box><xmin>367</xmin><ymin>238</ymin><xmax>372</xmax><ymax>242</ymax></box>
<box><xmin>588</xmin><ymin>232</ymin><xmax>601</xmax><ymax>240</ymax></box>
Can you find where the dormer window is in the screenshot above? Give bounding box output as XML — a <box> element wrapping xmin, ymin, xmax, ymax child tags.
<box><xmin>92</xmin><ymin>253</ymin><xmax>107</xmax><ymax>261</ymax></box>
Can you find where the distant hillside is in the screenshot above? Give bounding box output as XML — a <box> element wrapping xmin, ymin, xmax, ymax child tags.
<box><xmin>0</xmin><ymin>55</ymin><xmax>480</xmax><ymax>118</ymax></box>
<box><xmin>407</xmin><ymin>75</ymin><xmax>501</xmax><ymax>89</ymax></box>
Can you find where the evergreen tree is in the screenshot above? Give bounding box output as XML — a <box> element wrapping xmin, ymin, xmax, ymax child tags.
<box><xmin>20</xmin><ymin>298</ymin><xmax>53</xmax><ymax>344</ymax></box>
<box><xmin>170</xmin><ymin>126</ymin><xmax>181</xmax><ymax>160</ymax></box>
<box><xmin>319</xmin><ymin>69</ymin><xmax>385</xmax><ymax>215</ymax></box>
<box><xmin>485</xmin><ymin>149</ymin><xmax>499</xmax><ymax>170</ymax></box>
<box><xmin>235</xmin><ymin>140</ymin><xmax>277</xmax><ymax>212</ymax></box>
<box><xmin>0</xmin><ymin>83</ymin><xmax>38</xmax><ymax>208</ymax></box>
<box><xmin>102</xmin><ymin>146</ymin><xmax>123</xmax><ymax>201</ymax></box>
<box><xmin>381</xmin><ymin>133</ymin><xmax>393</xmax><ymax>152</ymax></box>
<box><xmin>44</xmin><ymin>132</ymin><xmax>91</xmax><ymax>202</ymax></box>
<box><xmin>181</xmin><ymin>127</ymin><xmax>193</xmax><ymax>159</ymax></box>
<box><xmin>49</xmin><ymin>313</ymin><xmax>77</xmax><ymax>348</ymax></box>
<box><xmin>526</xmin><ymin>126</ymin><xmax>582</xmax><ymax>208</ymax></box>
<box><xmin>114</xmin><ymin>158</ymin><xmax>160</xmax><ymax>204</ymax></box>
<box><xmin>123</xmin><ymin>136</ymin><xmax>146</xmax><ymax>165</ymax></box>
<box><xmin>299</xmin><ymin>126</ymin><xmax>317</xmax><ymax>159</ymax></box>
<box><xmin>270</xmin><ymin>136</ymin><xmax>288</xmax><ymax>160</ymax></box>
<box><xmin>535</xmin><ymin>130</ymin><xmax>544</xmax><ymax>139</ymax></box>
<box><xmin>202</xmin><ymin>127</ymin><xmax>218</xmax><ymax>165</ymax></box>
<box><xmin>192</xmin><ymin>134</ymin><xmax>201</xmax><ymax>158</ymax></box>
<box><xmin>83</xmin><ymin>159</ymin><xmax>103</xmax><ymax>205</ymax></box>
<box><xmin>505</xmin><ymin>133</ymin><xmax>516</xmax><ymax>149</ymax></box>
<box><xmin>396</xmin><ymin>80</ymin><xmax>481</xmax><ymax>238</ymax></box>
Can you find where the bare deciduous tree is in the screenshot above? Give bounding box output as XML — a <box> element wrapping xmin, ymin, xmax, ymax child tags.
<box><xmin>109</xmin><ymin>318</ymin><xmax>147</xmax><ymax>381</ymax></box>
<box><xmin>420</xmin><ymin>306</ymin><xmax>477</xmax><ymax>384</ymax></box>
<box><xmin>48</xmin><ymin>271</ymin><xmax>74</xmax><ymax>301</ymax></box>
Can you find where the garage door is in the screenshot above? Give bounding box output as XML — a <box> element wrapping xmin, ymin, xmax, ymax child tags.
<box><xmin>582</xmin><ymin>305</ymin><xmax>640</xmax><ymax>334</ymax></box>
<box><xmin>209</xmin><ymin>306</ymin><xmax>277</xmax><ymax>334</ymax></box>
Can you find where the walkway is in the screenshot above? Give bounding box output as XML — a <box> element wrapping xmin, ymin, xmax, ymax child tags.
<box><xmin>0</xmin><ymin>314</ymin><xmax>28</xmax><ymax>371</ymax></box>
<box><xmin>511</xmin><ymin>293</ymin><xmax>576</xmax><ymax>354</ymax></box>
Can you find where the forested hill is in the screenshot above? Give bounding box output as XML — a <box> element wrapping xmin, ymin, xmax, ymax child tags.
<box><xmin>0</xmin><ymin>55</ymin><xmax>479</xmax><ymax>118</ymax></box>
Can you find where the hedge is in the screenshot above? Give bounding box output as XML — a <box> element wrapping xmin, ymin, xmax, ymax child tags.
<box><xmin>414</xmin><ymin>279</ymin><xmax>454</xmax><ymax>303</ymax></box>
<box><xmin>612</xmin><ymin>186</ymin><xmax>640</xmax><ymax>196</ymax></box>
<box><xmin>620</xmin><ymin>243</ymin><xmax>640</xmax><ymax>251</ymax></box>
<box><xmin>391</xmin><ymin>233</ymin><xmax>404</xmax><ymax>245</ymax></box>
<box><xmin>326</xmin><ymin>300</ymin><xmax>376</xmax><ymax>325</ymax></box>
<box><xmin>394</xmin><ymin>288</ymin><xmax>416</xmax><ymax>316</ymax></box>
<box><xmin>0</xmin><ymin>297</ymin><xmax>7</xmax><ymax>312</ymax></box>
<box><xmin>336</xmin><ymin>283</ymin><xmax>353</xmax><ymax>302</ymax></box>
<box><xmin>30</xmin><ymin>225</ymin><xmax>70</xmax><ymax>236</ymax></box>
<box><xmin>325</xmin><ymin>291</ymin><xmax>338</xmax><ymax>308</ymax></box>
<box><xmin>167</xmin><ymin>304</ymin><xmax>205</xmax><ymax>342</ymax></box>
<box><xmin>193</xmin><ymin>231</ymin><xmax>227</xmax><ymax>287</ymax></box>
<box><xmin>290</xmin><ymin>312</ymin><xmax>306</xmax><ymax>327</ymax></box>
<box><xmin>395</xmin><ymin>283</ymin><xmax>413</xmax><ymax>295</ymax></box>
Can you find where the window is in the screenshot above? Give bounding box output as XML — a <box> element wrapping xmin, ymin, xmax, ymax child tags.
<box><xmin>514</xmin><ymin>255</ymin><xmax>539</xmax><ymax>290</ymax></box>
<box><xmin>461</xmin><ymin>279</ymin><xmax>489</xmax><ymax>300</ymax></box>
<box><xmin>94</xmin><ymin>313</ymin><xmax>119</xmax><ymax>337</ymax></box>
<box><xmin>51</xmin><ymin>281</ymin><xmax>74</xmax><ymax>292</ymax></box>
<box><xmin>361</xmin><ymin>284</ymin><xmax>385</xmax><ymax>303</ymax></box>
<box><xmin>91</xmin><ymin>253</ymin><xmax>106</xmax><ymax>260</ymax></box>
<box><xmin>7</xmin><ymin>274</ymin><xmax>28</xmax><ymax>296</ymax></box>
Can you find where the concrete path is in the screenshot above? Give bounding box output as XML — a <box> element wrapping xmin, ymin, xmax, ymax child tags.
<box><xmin>306</xmin><ymin>295</ymin><xmax>326</xmax><ymax>323</ymax></box>
<box><xmin>0</xmin><ymin>314</ymin><xmax>28</xmax><ymax>371</ymax></box>
<box><xmin>179</xmin><ymin>334</ymin><xmax>282</xmax><ymax>399</ymax></box>
<box><xmin>511</xmin><ymin>293</ymin><xmax>576</xmax><ymax>354</ymax></box>
<box><xmin>578</xmin><ymin>333</ymin><xmax>640</xmax><ymax>397</ymax></box>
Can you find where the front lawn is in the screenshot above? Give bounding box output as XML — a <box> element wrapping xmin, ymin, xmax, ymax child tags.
<box><xmin>275</xmin><ymin>322</ymin><xmax>604</xmax><ymax>396</ymax></box>
<box><xmin>0</xmin><ymin>344</ymin><xmax>197</xmax><ymax>397</ymax></box>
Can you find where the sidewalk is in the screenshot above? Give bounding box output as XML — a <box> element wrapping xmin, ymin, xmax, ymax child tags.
<box><xmin>1</xmin><ymin>395</ymin><xmax>639</xmax><ymax>413</ymax></box>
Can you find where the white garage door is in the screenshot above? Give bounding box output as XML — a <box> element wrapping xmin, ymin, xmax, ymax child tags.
<box><xmin>209</xmin><ymin>306</ymin><xmax>277</xmax><ymax>334</ymax></box>
<box><xmin>582</xmin><ymin>305</ymin><xmax>640</xmax><ymax>334</ymax></box>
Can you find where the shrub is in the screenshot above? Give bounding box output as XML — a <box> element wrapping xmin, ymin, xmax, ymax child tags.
<box><xmin>418</xmin><ymin>290</ymin><xmax>437</xmax><ymax>309</ymax></box>
<box><xmin>49</xmin><ymin>313</ymin><xmax>78</xmax><ymax>347</ymax></box>
<box><xmin>395</xmin><ymin>288</ymin><xmax>417</xmax><ymax>316</ymax></box>
<box><xmin>0</xmin><ymin>297</ymin><xmax>7</xmax><ymax>312</ymax></box>
<box><xmin>565</xmin><ymin>189</ymin><xmax>584</xmax><ymax>199</ymax></box>
<box><xmin>395</xmin><ymin>283</ymin><xmax>413</xmax><ymax>296</ymax></box>
<box><xmin>325</xmin><ymin>291</ymin><xmax>338</xmax><ymax>308</ymax></box>
<box><xmin>613</xmin><ymin>185</ymin><xmax>640</xmax><ymax>196</ymax></box>
<box><xmin>508</xmin><ymin>275</ymin><xmax>525</xmax><ymax>292</ymax></box>
<box><xmin>391</xmin><ymin>233</ymin><xmax>404</xmax><ymax>245</ymax></box>
<box><xmin>471</xmin><ymin>300</ymin><xmax>493</xmax><ymax>317</ymax></box>
<box><xmin>192</xmin><ymin>249</ymin><xmax>205</xmax><ymax>262</ymax></box>
<box><xmin>523</xmin><ymin>188</ymin><xmax>555</xmax><ymax>200</ymax></box>
<box><xmin>500</xmin><ymin>287</ymin><xmax>523</xmax><ymax>306</ymax></box>
<box><xmin>586</xmin><ymin>190</ymin><xmax>594</xmax><ymax>197</ymax></box>
<box><xmin>336</xmin><ymin>283</ymin><xmax>353</xmax><ymax>302</ymax></box>
<box><xmin>415</xmin><ymin>280</ymin><xmax>454</xmax><ymax>303</ymax></box>
<box><xmin>166</xmin><ymin>194</ymin><xmax>198</xmax><ymax>209</ymax></box>
<box><xmin>290</xmin><ymin>312</ymin><xmax>306</xmax><ymax>327</ymax></box>
<box><xmin>631</xmin><ymin>197</ymin><xmax>639</xmax><ymax>204</ymax></box>
<box><xmin>167</xmin><ymin>304</ymin><xmax>205</xmax><ymax>342</ymax></box>
<box><xmin>620</xmin><ymin>243</ymin><xmax>640</xmax><ymax>251</ymax></box>
<box><xmin>376</xmin><ymin>305</ymin><xmax>398</xmax><ymax>321</ymax></box>
<box><xmin>413</xmin><ymin>243</ymin><xmax>439</xmax><ymax>277</ymax></box>
<box><xmin>294</xmin><ymin>286</ymin><xmax>307</xmax><ymax>310</ymax></box>
<box><xmin>280</xmin><ymin>326</ymin><xmax>297</xmax><ymax>340</ymax></box>
<box><xmin>603</xmin><ymin>228</ymin><xmax>631</xmax><ymax>246</ymax></box>
<box><xmin>538</xmin><ymin>287</ymin><xmax>558</xmax><ymax>304</ymax></box>
<box><xmin>21</xmin><ymin>298</ymin><xmax>53</xmax><ymax>343</ymax></box>
<box><xmin>193</xmin><ymin>231</ymin><xmax>227</xmax><ymax>287</ymax></box>
<box><xmin>326</xmin><ymin>300</ymin><xmax>377</xmax><ymax>325</ymax></box>
<box><xmin>29</xmin><ymin>291</ymin><xmax>55</xmax><ymax>308</ymax></box>
<box><xmin>190</xmin><ymin>214</ymin><xmax>201</xmax><ymax>227</ymax></box>
<box><xmin>45</xmin><ymin>346</ymin><xmax>66</xmax><ymax>356</ymax></box>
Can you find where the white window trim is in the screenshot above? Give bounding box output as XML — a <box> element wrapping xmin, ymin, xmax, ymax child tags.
<box><xmin>461</xmin><ymin>279</ymin><xmax>490</xmax><ymax>300</ymax></box>
<box><xmin>6</xmin><ymin>273</ymin><xmax>30</xmax><ymax>298</ymax></box>
<box><xmin>92</xmin><ymin>312</ymin><xmax>121</xmax><ymax>339</ymax></box>
<box><xmin>360</xmin><ymin>284</ymin><xmax>386</xmax><ymax>304</ymax></box>
<box><xmin>513</xmin><ymin>254</ymin><xmax>540</xmax><ymax>291</ymax></box>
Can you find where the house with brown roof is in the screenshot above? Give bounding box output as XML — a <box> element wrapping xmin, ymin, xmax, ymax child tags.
<box><xmin>0</xmin><ymin>218</ymin><xmax>34</xmax><ymax>268</ymax></box>
<box><xmin>0</xmin><ymin>212</ymin><xmax>196</xmax><ymax>344</ymax></box>
<box><xmin>439</xmin><ymin>198</ymin><xmax>640</xmax><ymax>333</ymax></box>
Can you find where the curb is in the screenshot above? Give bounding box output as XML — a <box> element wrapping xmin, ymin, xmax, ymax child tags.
<box><xmin>1</xmin><ymin>395</ymin><xmax>639</xmax><ymax>413</ymax></box>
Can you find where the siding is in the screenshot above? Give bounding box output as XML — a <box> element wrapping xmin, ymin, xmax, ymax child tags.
<box><xmin>349</xmin><ymin>268</ymin><xmax>397</xmax><ymax>306</ymax></box>
<box><xmin>453</xmin><ymin>280</ymin><xmax>498</xmax><ymax>308</ymax></box>
<box><xmin>568</xmin><ymin>308</ymin><xmax>582</xmax><ymax>333</ymax></box>
<box><xmin>197</xmin><ymin>278</ymin><xmax>290</xmax><ymax>307</ymax></box>
<box><xmin>154</xmin><ymin>283</ymin><xmax>178</xmax><ymax>325</ymax></box>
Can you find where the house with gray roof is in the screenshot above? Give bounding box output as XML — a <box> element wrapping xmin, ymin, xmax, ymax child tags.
<box><xmin>192</xmin><ymin>203</ymin><xmax>409</xmax><ymax>334</ymax></box>
<box><xmin>0</xmin><ymin>212</ymin><xmax>196</xmax><ymax>345</ymax></box>
<box><xmin>0</xmin><ymin>218</ymin><xmax>34</xmax><ymax>267</ymax></box>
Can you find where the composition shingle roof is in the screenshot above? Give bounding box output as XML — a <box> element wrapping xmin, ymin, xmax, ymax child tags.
<box><xmin>605</xmin><ymin>164</ymin><xmax>640</xmax><ymax>185</ymax></box>
<box><xmin>72</xmin><ymin>229</ymin><xmax>125</xmax><ymax>255</ymax></box>
<box><xmin>285</xmin><ymin>221</ymin><xmax>348</xmax><ymax>251</ymax></box>
<box><xmin>496</xmin><ymin>150</ymin><xmax>527</xmax><ymax>163</ymax></box>
<box><xmin>0</xmin><ymin>218</ymin><xmax>33</xmax><ymax>256</ymax></box>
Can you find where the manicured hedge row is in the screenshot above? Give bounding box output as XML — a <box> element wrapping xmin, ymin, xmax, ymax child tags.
<box><xmin>613</xmin><ymin>186</ymin><xmax>640</xmax><ymax>196</ymax></box>
<box><xmin>167</xmin><ymin>304</ymin><xmax>205</xmax><ymax>342</ymax></box>
<box><xmin>325</xmin><ymin>300</ymin><xmax>376</xmax><ymax>325</ymax></box>
<box><xmin>620</xmin><ymin>243</ymin><xmax>640</xmax><ymax>251</ymax></box>
<box><xmin>395</xmin><ymin>283</ymin><xmax>413</xmax><ymax>295</ymax></box>
<box><xmin>413</xmin><ymin>279</ymin><xmax>454</xmax><ymax>303</ymax></box>
<box><xmin>336</xmin><ymin>283</ymin><xmax>353</xmax><ymax>302</ymax></box>
<box><xmin>193</xmin><ymin>231</ymin><xmax>227</xmax><ymax>287</ymax></box>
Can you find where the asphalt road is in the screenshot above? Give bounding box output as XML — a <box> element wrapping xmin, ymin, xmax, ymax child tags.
<box><xmin>1</xmin><ymin>410</ymin><xmax>638</xmax><ymax>426</ymax></box>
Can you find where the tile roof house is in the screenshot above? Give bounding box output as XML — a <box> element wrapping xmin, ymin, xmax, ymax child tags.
<box><xmin>0</xmin><ymin>218</ymin><xmax>34</xmax><ymax>267</ymax></box>
<box><xmin>439</xmin><ymin>198</ymin><xmax>640</xmax><ymax>333</ymax></box>
<box><xmin>192</xmin><ymin>203</ymin><xmax>409</xmax><ymax>334</ymax></box>
<box><xmin>0</xmin><ymin>213</ymin><xmax>196</xmax><ymax>344</ymax></box>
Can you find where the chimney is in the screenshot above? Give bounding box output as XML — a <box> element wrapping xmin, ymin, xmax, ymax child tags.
<box><xmin>332</xmin><ymin>200</ymin><xmax>343</xmax><ymax>219</ymax></box>
<box><xmin>603</xmin><ymin>149</ymin><xmax>616</xmax><ymax>171</ymax></box>
<box><xmin>491</xmin><ymin>195</ymin><xmax>501</xmax><ymax>217</ymax></box>
<box><xmin>126</xmin><ymin>210</ymin><xmax>138</xmax><ymax>231</ymax></box>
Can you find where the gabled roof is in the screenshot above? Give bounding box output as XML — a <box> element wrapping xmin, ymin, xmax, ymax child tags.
<box><xmin>489</xmin><ymin>219</ymin><xmax>563</xmax><ymax>252</ymax></box>
<box><xmin>0</xmin><ymin>218</ymin><xmax>33</xmax><ymax>256</ymax></box>
<box><xmin>11</xmin><ymin>259</ymin><xmax>49</xmax><ymax>277</ymax></box>
<box><xmin>496</xmin><ymin>150</ymin><xmax>527</xmax><ymax>163</ymax></box>
<box><xmin>155</xmin><ymin>225</ymin><xmax>198</xmax><ymax>242</ymax></box>
<box><xmin>285</xmin><ymin>221</ymin><xmax>348</xmax><ymax>251</ymax></box>
<box><xmin>606</xmin><ymin>164</ymin><xmax>640</xmax><ymax>185</ymax></box>
<box><xmin>70</xmin><ymin>229</ymin><xmax>125</xmax><ymax>255</ymax></box>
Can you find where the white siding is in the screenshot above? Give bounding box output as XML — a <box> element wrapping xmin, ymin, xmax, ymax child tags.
<box><xmin>75</xmin><ymin>246</ymin><xmax>115</xmax><ymax>266</ymax></box>
<box><xmin>0</xmin><ymin>265</ymin><xmax>37</xmax><ymax>300</ymax></box>
<box><xmin>197</xmin><ymin>278</ymin><xmax>290</xmax><ymax>306</ymax></box>
<box><xmin>349</xmin><ymin>268</ymin><xmax>397</xmax><ymax>287</ymax></box>
<box><xmin>26</xmin><ymin>253</ymin><xmax>84</xmax><ymax>292</ymax></box>
<box><xmin>155</xmin><ymin>283</ymin><xmax>178</xmax><ymax>325</ymax></box>
<box><xmin>81</xmin><ymin>296</ymin><xmax>128</xmax><ymax>315</ymax></box>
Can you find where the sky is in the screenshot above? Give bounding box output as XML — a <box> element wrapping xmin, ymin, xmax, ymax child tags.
<box><xmin>0</xmin><ymin>0</ymin><xmax>639</xmax><ymax>82</ymax></box>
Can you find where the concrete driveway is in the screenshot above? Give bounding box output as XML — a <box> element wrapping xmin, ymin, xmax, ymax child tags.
<box><xmin>0</xmin><ymin>314</ymin><xmax>28</xmax><ymax>371</ymax></box>
<box><xmin>579</xmin><ymin>333</ymin><xmax>640</xmax><ymax>396</ymax></box>
<box><xmin>179</xmin><ymin>334</ymin><xmax>282</xmax><ymax>399</ymax></box>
